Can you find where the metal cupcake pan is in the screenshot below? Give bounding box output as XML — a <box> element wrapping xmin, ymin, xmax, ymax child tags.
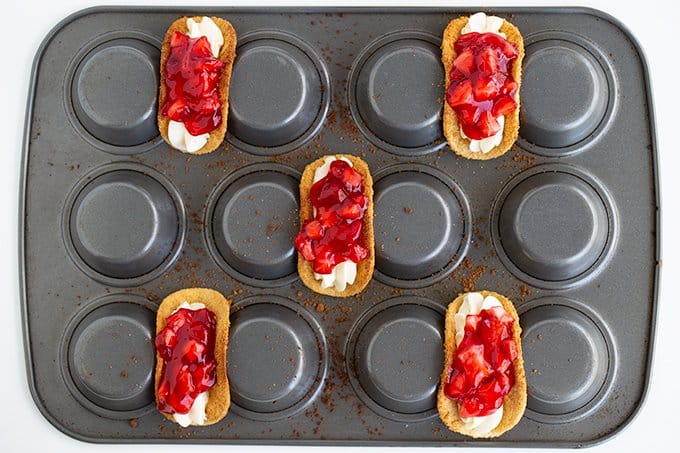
<box><xmin>346</xmin><ymin>296</ymin><xmax>445</xmax><ymax>423</ymax></box>
<box><xmin>491</xmin><ymin>163</ymin><xmax>617</xmax><ymax>289</ymax></box>
<box><xmin>518</xmin><ymin>31</ymin><xmax>617</xmax><ymax>157</ymax></box>
<box><xmin>64</xmin><ymin>31</ymin><xmax>164</xmax><ymax>155</ymax></box>
<box><xmin>372</xmin><ymin>163</ymin><xmax>471</xmax><ymax>287</ymax></box>
<box><xmin>62</xmin><ymin>162</ymin><xmax>186</xmax><ymax>287</ymax></box>
<box><xmin>204</xmin><ymin>162</ymin><xmax>301</xmax><ymax>286</ymax></box>
<box><xmin>59</xmin><ymin>293</ymin><xmax>158</xmax><ymax>420</ymax></box>
<box><xmin>227</xmin><ymin>30</ymin><xmax>330</xmax><ymax>155</ymax></box>
<box><xmin>518</xmin><ymin>297</ymin><xmax>616</xmax><ymax>424</ymax></box>
<box><xmin>348</xmin><ymin>30</ymin><xmax>447</xmax><ymax>155</ymax></box>
<box><xmin>228</xmin><ymin>295</ymin><xmax>328</xmax><ymax>421</ymax></box>
<box><xmin>21</xmin><ymin>7</ymin><xmax>658</xmax><ymax>447</ymax></box>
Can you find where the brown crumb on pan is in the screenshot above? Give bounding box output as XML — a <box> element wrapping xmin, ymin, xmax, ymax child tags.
<box><xmin>519</xmin><ymin>284</ymin><xmax>532</xmax><ymax>300</ymax></box>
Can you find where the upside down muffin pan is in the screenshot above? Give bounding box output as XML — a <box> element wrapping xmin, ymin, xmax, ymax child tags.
<box><xmin>20</xmin><ymin>6</ymin><xmax>659</xmax><ymax>447</ymax></box>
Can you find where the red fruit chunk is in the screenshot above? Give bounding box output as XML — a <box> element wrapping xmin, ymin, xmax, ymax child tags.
<box><xmin>331</xmin><ymin>160</ymin><xmax>363</xmax><ymax>190</ymax></box>
<box><xmin>492</xmin><ymin>94</ymin><xmax>517</xmax><ymax>117</ymax></box>
<box><xmin>479</xmin><ymin>110</ymin><xmax>501</xmax><ymax>137</ymax></box>
<box><xmin>347</xmin><ymin>243</ymin><xmax>369</xmax><ymax>263</ymax></box>
<box><xmin>501</xmin><ymin>78</ymin><xmax>517</xmax><ymax>95</ymax></box>
<box><xmin>338</xmin><ymin>201</ymin><xmax>362</xmax><ymax>220</ymax></box>
<box><xmin>473</xmin><ymin>75</ymin><xmax>499</xmax><ymax>101</ymax></box>
<box><xmin>457</xmin><ymin>343</ymin><xmax>492</xmax><ymax>388</ymax></box>
<box><xmin>191</xmin><ymin>35</ymin><xmax>213</xmax><ymax>57</ymax></box>
<box><xmin>456</xmin><ymin>104</ymin><xmax>479</xmax><ymax>126</ymax></box>
<box><xmin>155</xmin><ymin>328</ymin><xmax>177</xmax><ymax>360</ymax></box>
<box><xmin>294</xmin><ymin>158</ymin><xmax>369</xmax><ymax>274</ymax></box>
<box><xmin>313</xmin><ymin>248</ymin><xmax>337</xmax><ymax>274</ymax></box>
<box><xmin>304</xmin><ymin>220</ymin><xmax>324</xmax><ymax>240</ymax></box>
<box><xmin>446</xmin><ymin>370</ymin><xmax>467</xmax><ymax>396</ymax></box>
<box><xmin>351</xmin><ymin>194</ymin><xmax>369</xmax><ymax>209</ymax></box>
<box><xmin>453</xmin><ymin>49</ymin><xmax>476</xmax><ymax>74</ymax></box>
<box><xmin>461</xmin><ymin>116</ymin><xmax>494</xmax><ymax>141</ymax></box>
<box><xmin>449</xmin><ymin>68</ymin><xmax>466</xmax><ymax>83</ymax></box>
<box><xmin>446</xmin><ymin>31</ymin><xmax>519</xmax><ymax>139</ymax></box>
<box><xmin>192</xmin><ymin>360</ymin><xmax>216</xmax><ymax>390</ymax></box>
<box><xmin>161</xmin><ymin>32</ymin><xmax>225</xmax><ymax>136</ymax></box>
<box><xmin>317</xmin><ymin>206</ymin><xmax>339</xmax><ymax>228</ymax></box>
<box><xmin>294</xmin><ymin>232</ymin><xmax>315</xmax><ymax>261</ymax></box>
<box><xmin>180</xmin><ymin>339</ymin><xmax>206</xmax><ymax>364</ymax></box>
<box><xmin>329</xmin><ymin>160</ymin><xmax>345</xmax><ymax>178</ymax></box>
<box><xmin>477</xmin><ymin>47</ymin><xmax>499</xmax><ymax>75</ymax></box>
<box><xmin>165</xmin><ymin>98</ymin><xmax>189</xmax><ymax>120</ymax></box>
<box><xmin>155</xmin><ymin>307</ymin><xmax>217</xmax><ymax>415</ymax></box>
<box><xmin>444</xmin><ymin>306</ymin><xmax>518</xmax><ymax>418</ymax></box>
<box><xmin>496</xmin><ymin>35</ymin><xmax>518</xmax><ymax>58</ymax></box>
<box><xmin>335</xmin><ymin>218</ymin><xmax>363</xmax><ymax>243</ymax></box>
<box><xmin>446</xmin><ymin>79</ymin><xmax>473</xmax><ymax>108</ymax></box>
<box><xmin>310</xmin><ymin>178</ymin><xmax>346</xmax><ymax>206</ymax></box>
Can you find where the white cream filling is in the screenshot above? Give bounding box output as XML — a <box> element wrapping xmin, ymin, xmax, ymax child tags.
<box><xmin>462</xmin><ymin>12</ymin><xmax>507</xmax><ymax>38</ymax></box>
<box><xmin>168</xmin><ymin>120</ymin><xmax>209</xmax><ymax>153</ymax></box>
<box><xmin>169</xmin><ymin>301</ymin><xmax>209</xmax><ymax>427</ymax></box>
<box><xmin>453</xmin><ymin>292</ymin><xmax>505</xmax><ymax>435</ymax></box>
<box><xmin>312</xmin><ymin>156</ymin><xmax>358</xmax><ymax>292</ymax></box>
<box><xmin>459</xmin><ymin>12</ymin><xmax>507</xmax><ymax>154</ymax></box>
<box><xmin>167</xmin><ymin>17</ymin><xmax>223</xmax><ymax>154</ymax></box>
<box><xmin>461</xmin><ymin>116</ymin><xmax>505</xmax><ymax>153</ymax></box>
<box><xmin>172</xmin><ymin>391</ymin><xmax>209</xmax><ymax>428</ymax></box>
<box><xmin>172</xmin><ymin>301</ymin><xmax>207</xmax><ymax>314</ymax></box>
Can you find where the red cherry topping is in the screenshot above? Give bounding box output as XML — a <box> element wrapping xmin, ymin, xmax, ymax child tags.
<box><xmin>155</xmin><ymin>307</ymin><xmax>217</xmax><ymax>415</ymax></box>
<box><xmin>161</xmin><ymin>32</ymin><xmax>225</xmax><ymax>136</ymax></box>
<box><xmin>446</xmin><ymin>32</ymin><xmax>519</xmax><ymax>140</ymax></box>
<box><xmin>444</xmin><ymin>306</ymin><xmax>518</xmax><ymax>418</ymax></box>
<box><xmin>294</xmin><ymin>160</ymin><xmax>369</xmax><ymax>274</ymax></box>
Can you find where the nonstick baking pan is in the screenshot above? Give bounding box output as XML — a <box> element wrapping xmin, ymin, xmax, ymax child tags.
<box><xmin>20</xmin><ymin>6</ymin><xmax>659</xmax><ymax>447</ymax></box>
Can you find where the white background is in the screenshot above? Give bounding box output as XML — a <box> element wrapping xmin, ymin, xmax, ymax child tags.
<box><xmin>2</xmin><ymin>0</ymin><xmax>678</xmax><ymax>452</ymax></box>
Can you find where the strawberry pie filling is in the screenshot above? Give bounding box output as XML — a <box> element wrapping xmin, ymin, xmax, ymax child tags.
<box><xmin>155</xmin><ymin>304</ymin><xmax>217</xmax><ymax>423</ymax></box>
<box><xmin>294</xmin><ymin>159</ymin><xmax>369</xmax><ymax>286</ymax></box>
<box><xmin>446</xmin><ymin>18</ymin><xmax>519</xmax><ymax>144</ymax></box>
<box><xmin>162</xmin><ymin>30</ymin><xmax>225</xmax><ymax>136</ymax></box>
<box><xmin>445</xmin><ymin>300</ymin><xmax>518</xmax><ymax>420</ymax></box>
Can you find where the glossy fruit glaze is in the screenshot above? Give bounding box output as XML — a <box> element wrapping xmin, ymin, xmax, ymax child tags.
<box><xmin>155</xmin><ymin>307</ymin><xmax>217</xmax><ymax>414</ymax></box>
<box><xmin>294</xmin><ymin>160</ymin><xmax>369</xmax><ymax>274</ymax></box>
<box><xmin>445</xmin><ymin>306</ymin><xmax>518</xmax><ymax>418</ymax></box>
<box><xmin>161</xmin><ymin>32</ymin><xmax>224</xmax><ymax>136</ymax></box>
<box><xmin>446</xmin><ymin>32</ymin><xmax>519</xmax><ymax>140</ymax></box>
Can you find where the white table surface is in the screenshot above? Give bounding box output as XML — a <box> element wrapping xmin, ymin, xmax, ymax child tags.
<box><xmin>2</xmin><ymin>0</ymin><xmax>678</xmax><ymax>451</ymax></box>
